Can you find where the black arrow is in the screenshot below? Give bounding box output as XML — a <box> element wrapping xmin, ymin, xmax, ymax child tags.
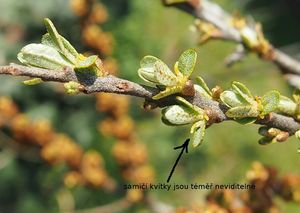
<box><xmin>167</xmin><ymin>138</ymin><xmax>190</xmax><ymax>183</ymax></box>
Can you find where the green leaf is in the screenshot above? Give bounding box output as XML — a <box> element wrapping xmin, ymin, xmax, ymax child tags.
<box><xmin>278</xmin><ymin>95</ymin><xmax>297</xmax><ymax>116</ymax></box>
<box><xmin>152</xmin><ymin>86</ymin><xmax>182</xmax><ymax>100</ymax></box>
<box><xmin>44</xmin><ymin>18</ymin><xmax>64</xmax><ymax>53</ymax></box>
<box><xmin>43</xmin><ymin>18</ymin><xmax>77</xmax><ymax>64</ymax></box>
<box><xmin>194</xmin><ymin>85</ymin><xmax>212</xmax><ymax>99</ymax></box>
<box><xmin>226</xmin><ymin>105</ymin><xmax>258</xmax><ymax>118</ymax></box>
<box><xmin>220</xmin><ymin>90</ymin><xmax>246</xmax><ymax>107</ymax></box>
<box><xmin>42</xmin><ymin>33</ymin><xmax>78</xmax><ymax>60</ymax></box>
<box><xmin>176</xmin><ymin>96</ymin><xmax>200</xmax><ymax>114</ymax></box>
<box><xmin>195</xmin><ymin>76</ymin><xmax>211</xmax><ymax>96</ymax></box>
<box><xmin>176</xmin><ymin>96</ymin><xmax>208</xmax><ymax>120</ymax></box>
<box><xmin>76</xmin><ymin>55</ymin><xmax>98</xmax><ymax>69</ymax></box>
<box><xmin>161</xmin><ymin>105</ymin><xmax>199</xmax><ymax>126</ymax></box>
<box><xmin>154</xmin><ymin>60</ymin><xmax>178</xmax><ymax>86</ymax></box>
<box><xmin>138</xmin><ymin>56</ymin><xmax>159</xmax><ymax>84</ymax></box>
<box><xmin>190</xmin><ymin>120</ymin><xmax>206</xmax><ymax>147</ymax></box>
<box><xmin>17</xmin><ymin>43</ymin><xmax>74</xmax><ymax>70</ymax></box>
<box><xmin>178</xmin><ymin>49</ymin><xmax>197</xmax><ymax>77</ymax></box>
<box><xmin>23</xmin><ymin>78</ymin><xmax>43</xmax><ymax>85</ymax></box>
<box><xmin>140</xmin><ymin>55</ymin><xmax>159</xmax><ymax>69</ymax></box>
<box><xmin>261</xmin><ymin>90</ymin><xmax>280</xmax><ymax>115</ymax></box>
<box><xmin>231</xmin><ymin>81</ymin><xmax>254</xmax><ymax>104</ymax></box>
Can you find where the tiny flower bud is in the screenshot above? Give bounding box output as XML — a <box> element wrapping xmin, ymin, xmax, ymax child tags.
<box><xmin>275</xmin><ymin>131</ymin><xmax>289</xmax><ymax>142</ymax></box>
<box><xmin>182</xmin><ymin>80</ymin><xmax>195</xmax><ymax>97</ymax></box>
<box><xmin>211</xmin><ymin>85</ymin><xmax>223</xmax><ymax>100</ymax></box>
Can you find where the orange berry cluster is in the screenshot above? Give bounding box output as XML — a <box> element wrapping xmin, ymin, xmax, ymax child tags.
<box><xmin>70</xmin><ymin>0</ymin><xmax>155</xmax><ymax>201</ymax></box>
<box><xmin>70</xmin><ymin>0</ymin><xmax>113</xmax><ymax>56</ymax></box>
<box><xmin>0</xmin><ymin>96</ymin><xmax>114</xmax><ymax>189</ymax></box>
<box><xmin>64</xmin><ymin>150</ymin><xmax>115</xmax><ymax>191</ymax></box>
<box><xmin>174</xmin><ymin>162</ymin><xmax>300</xmax><ymax>212</ymax></box>
<box><xmin>97</xmin><ymin>93</ymin><xmax>155</xmax><ymax>202</ymax></box>
<box><xmin>96</xmin><ymin>93</ymin><xmax>155</xmax><ymax>187</ymax></box>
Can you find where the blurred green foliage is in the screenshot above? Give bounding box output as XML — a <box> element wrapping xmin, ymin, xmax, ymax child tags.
<box><xmin>0</xmin><ymin>0</ymin><xmax>300</xmax><ymax>212</ymax></box>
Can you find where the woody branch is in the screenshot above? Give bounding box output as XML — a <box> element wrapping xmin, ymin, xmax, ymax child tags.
<box><xmin>0</xmin><ymin>63</ymin><xmax>299</xmax><ymax>135</ymax></box>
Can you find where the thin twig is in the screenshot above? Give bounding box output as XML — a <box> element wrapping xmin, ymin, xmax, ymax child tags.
<box><xmin>164</xmin><ymin>0</ymin><xmax>300</xmax><ymax>87</ymax></box>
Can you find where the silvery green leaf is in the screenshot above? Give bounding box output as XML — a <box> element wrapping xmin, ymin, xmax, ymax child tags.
<box><xmin>44</xmin><ymin>18</ymin><xmax>63</xmax><ymax>50</ymax></box>
<box><xmin>154</xmin><ymin>60</ymin><xmax>178</xmax><ymax>86</ymax></box>
<box><xmin>23</xmin><ymin>78</ymin><xmax>43</xmax><ymax>85</ymax></box>
<box><xmin>261</xmin><ymin>90</ymin><xmax>280</xmax><ymax>115</ymax></box>
<box><xmin>43</xmin><ymin>18</ymin><xmax>76</xmax><ymax>64</ymax></box>
<box><xmin>42</xmin><ymin>33</ymin><xmax>78</xmax><ymax>61</ymax></box>
<box><xmin>220</xmin><ymin>90</ymin><xmax>245</xmax><ymax>107</ymax></box>
<box><xmin>176</xmin><ymin>96</ymin><xmax>205</xmax><ymax>116</ymax></box>
<box><xmin>226</xmin><ymin>105</ymin><xmax>259</xmax><ymax>118</ymax></box>
<box><xmin>190</xmin><ymin>120</ymin><xmax>206</xmax><ymax>147</ymax></box>
<box><xmin>231</xmin><ymin>81</ymin><xmax>254</xmax><ymax>104</ymax></box>
<box><xmin>18</xmin><ymin>43</ymin><xmax>74</xmax><ymax>70</ymax></box>
<box><xmin>177</xmin><ymin>49</ymin><xmax>197</xmax><ymax>77</ymax></box>
<box><xmin>195</xmin><ymin>76</ymin><xmax>212</xmax><ymax>97</ymax></box>
<box><xmin>138</xmin><ymin>55</ymin><xmax>160</xmax><ymax>84</ymax></box>
<box><xmin>161</xmin><ymin>105</ymin><xmax>199</xmax><ymax>126</ymax></box>
<box><xmin>277</xmin><ymin>95</ymin><xmax>297</xmax><ymax>116</ymax></box>
<box><xmin>194</xmin><ymin>85</ymin><xmax>212</xmax><ymax>99</ymax></box>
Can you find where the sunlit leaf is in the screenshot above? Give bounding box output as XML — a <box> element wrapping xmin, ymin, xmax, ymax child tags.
<box><xmin>42</xmin><ymin>33</ymin><xmax>78</xmax><ymax>60</ymax></box>
<box><xmin>177</xmin><ymin>49</ymin><xmax>197</xmax><ymax>77</ymax></box>
<box><xmin>154</xmin><ymin>60</ymin><xmax>178</xmax><ymax>86</ymax></box>
<box><xmin>261</xmin><ymin>90</ymin><xmax>280</xmax><ymax>115</ymax></box>
<box><xmin>18</xmin><ymin>43</ymin><xmax>74</xmax><ymax>70</ymax></box>
<box><xmin>226</xmin><ymin>105</ymin><xmax>258</xmax><ymax>118</ymax></box>
<box><xmin>190</xmin><ymin>120</ymin><xmax>206</xmax><ymax>147</ymax></box>
<box><xmin>162</xmin><ymin>105</ymin><xmax>199</xmax><ymax>125</ymax></box>
<box><xmin>176</xmin><ymin>96</ymin><xmax>206</xmax><ymax>117</ymax></box>
<box><xmin>278</xmin><ymin>95</ymin><xmax>296</xmax><ymax>116</ymax></box>
<box><xmin>195</xmin><ymin>76</ymin><xmax>212</xmax><ymax>97</ymax></box>
<box><xmin>76</xmin><ymin>55</ymin><xmax>98</xmax><ymax>69</ymax></box>
<box><xmin>231</xmin><ymin>81</ymin><xmax>254</xmax><ymax>104</ymax></box>
<box><xmin>152</xmin><ymin>86</ymin><xmax>182</xmax><ymax>100</ymax></box>
<box><xmin>43</xmin><ymin>18</ymin><xmax>77</xmax><ymax>64</ymax></box>
<box><xmin>220</xmin><ymin>90</ymin><xmax>245</xmax><ymax>107</ymax></box>
<box><xmin>138</xmin><ymin>55</ymin><xmax>160</xmax><ymax>84</ymax></box>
